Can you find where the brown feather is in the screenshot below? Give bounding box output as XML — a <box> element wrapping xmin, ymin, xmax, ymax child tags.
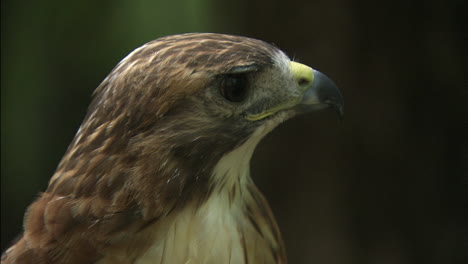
<box><xmin>2</xmin><ymin>33</ymin><xmax>287</xmax><ymax>263</ymax></box>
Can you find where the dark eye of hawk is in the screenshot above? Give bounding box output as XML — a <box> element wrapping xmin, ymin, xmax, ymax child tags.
<box><xmin>220</xmin><ymin>74</ymin><xmax>248</xmax><ymax>102</ymax></box>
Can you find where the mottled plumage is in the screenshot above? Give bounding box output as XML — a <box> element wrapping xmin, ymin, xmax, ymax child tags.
<box><xmin>2</xmin><ymin>33</ymin><xmax>343</xmax><ymax>264</ymax></box>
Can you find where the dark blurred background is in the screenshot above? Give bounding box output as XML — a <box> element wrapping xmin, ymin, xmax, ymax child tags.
<box><xmin>2</xmin><ymin>0</ymin><xmax>467</xmax><ymax>263</ymax></box>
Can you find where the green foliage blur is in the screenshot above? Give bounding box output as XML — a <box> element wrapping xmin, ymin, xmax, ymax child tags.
<box><xmin>2</xmin><ymin>0</ymin><xmax>467</xmax><ymax>263</ymax></box>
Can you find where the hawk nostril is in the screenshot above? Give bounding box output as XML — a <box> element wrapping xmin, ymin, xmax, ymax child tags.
<box><xmin>298</xmin><ymin>78</ymin><xmax>310</xmax><ymax>87</ymax></box>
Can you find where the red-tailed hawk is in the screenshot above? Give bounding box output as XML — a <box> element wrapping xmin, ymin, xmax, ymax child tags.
<box><xmin>2</xmin><ymin>33</ymin><xmax>343</xmax><ymax>264</ymax></box>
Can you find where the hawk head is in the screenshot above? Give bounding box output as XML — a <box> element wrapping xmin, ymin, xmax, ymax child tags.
<box><xmin>3</xmin><ymin>33</ymin><xmax>343</xmax><ymax>264</ymax></box>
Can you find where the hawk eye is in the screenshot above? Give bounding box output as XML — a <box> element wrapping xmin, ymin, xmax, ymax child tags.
<box><xmin>220</xmin><ymin>74</ymin><xmax>248</xmax><ymax>102</ymax></box>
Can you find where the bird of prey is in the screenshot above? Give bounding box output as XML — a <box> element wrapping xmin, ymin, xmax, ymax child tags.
<box><xmin>2</xmin><ymin>33</ymin><xmax>343</xmax><ymax>264</ymax></box>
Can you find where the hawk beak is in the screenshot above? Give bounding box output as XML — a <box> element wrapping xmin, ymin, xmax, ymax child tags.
<box><xmin>290</xmin><ymin>62</ymin><xmax>344</xmax><ymax>120</ymax></box>
<box><xmin>245</xmin><ymin>62</ymin><xmax>344</xmax><ymax>121</ymax></box>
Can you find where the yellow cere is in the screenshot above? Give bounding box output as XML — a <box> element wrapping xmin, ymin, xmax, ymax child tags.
<box><xmin>245</xmin><ymin>61</ymin><xmax>314</xmax><ymax>121</ymax></box>
<box><xmin>289</xmin><ymin>61</ymin><xmax>314</xmax><ymax>91</ymax></box>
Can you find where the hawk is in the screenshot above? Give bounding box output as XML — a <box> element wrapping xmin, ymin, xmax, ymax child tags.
<box><xmin>2</xmin><ymin>33</ymin><xmax>343</xmax><ymax>264</ymax></box>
